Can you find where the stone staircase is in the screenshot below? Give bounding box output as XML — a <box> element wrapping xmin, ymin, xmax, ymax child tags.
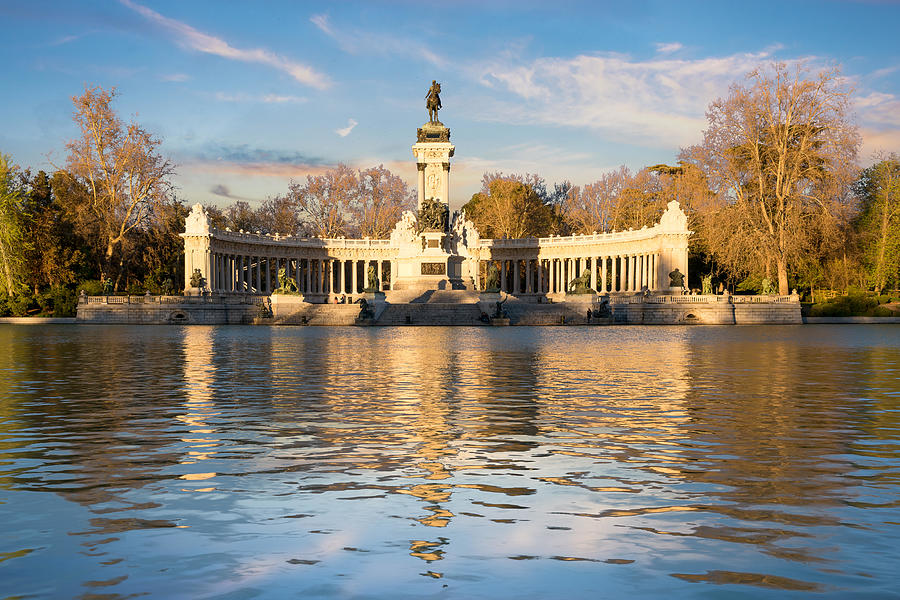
<box><xmin>383</xmin><ymin>289</ymin><xmax>480</xmax><ymax>304</ymax></box>
<box><xmin>272</xmin><ymin>304</ymin><xmax>361</xmax><ymax>325</ymax></box>
<box><xmin>375</xmin><ymin>303</ymin><xmax>485</xmax><ymax>326</ymax></box>
<box><xmin>504</xmin><ymin>301</ymin><xmax>602</xmax><ymax>325</ymax></box>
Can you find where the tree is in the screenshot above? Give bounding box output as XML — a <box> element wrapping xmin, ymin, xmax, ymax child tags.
<box><xmin>562</xmin><ymin>166</ymin><xmax>632</xmax><ymax>234</ymax></box>
<box><xmin>353</xmin><ymin>165</ymin><xmax>414</xmax><ymax>238</ymax></box>
<box><xmin>682</xmin><ymin>63</ymin><xmax>860</xmax><ymax>294</ymax></box>
<box><xmin>463</xmin><ymin>173</ymin><xmax>561</xmax><ymax>238</ymax></box>
<box><xmin>65</xmin><ymin>85</ymin><xmax>175</xmax><ymax>287</ymax></box>
<box><xmin>256</xmin><ymin>194</ymin><xmax>300</xmax><ymax>235</ymax></box>
<box><xmin>0</xmin><ymin>153</ymin><xmax>30</xmax><ymax>296</ymax></box>
<box><xmin>222</xmin><ymin>201</ymin><xmax>261</xmax><ymax>232</ymax></box>
<box><xmin>288</xmin><ymin>164</ymin><xmax>357</xmax><ymax>238</ymax></box>
<box><xmin>854</xmin><ymin>156</ymin><xmax>900</xmax><ymax>292</ymax></box>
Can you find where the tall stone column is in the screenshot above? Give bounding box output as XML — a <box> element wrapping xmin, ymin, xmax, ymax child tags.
<box><xmin>417</xmin><ymin>163</ymin><xmax>426</xmax><ymax>207</ymax></box>
<box><xmin>590</xmin><ymin>256</ymin><xmax>597</xmax><ymax>291</ymax></box>
<box><xmin>513</xmin><ymin>260</ymin><xmax>520</xmax><ymax>294</ymax></box>
<box><xmin>377</xmin><ymin>260</ymin><xmax>383</xmax><ymax>291</ymax></box>
<box><xmin>601</xmin><ymin>256</ymin><xmax>607</xmax><ymax>293</ymax></box>
<box><xmin>500</xmin><ymin>260</ymin><xmax>507</xmax><ymax>292</ymax></box>
<box><xmin>441</xmin><ymin>163</ymin><xmax>450</xmax><ymax>208</ymax></box>
<box><xmin>632</xmin><ymin>255</ymin><xmax>638</xmax><ymax>291</ymax></box>
<box><xmin>351</xmin><ymin>260</ymin><xmax>358</xmax><ymax>294</ymax></box>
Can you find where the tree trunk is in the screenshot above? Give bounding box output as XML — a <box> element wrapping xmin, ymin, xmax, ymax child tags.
<box><xmin>777</xmin><ymin>257</ymin><xmax>789</xmax><ymax>295</ymax></box>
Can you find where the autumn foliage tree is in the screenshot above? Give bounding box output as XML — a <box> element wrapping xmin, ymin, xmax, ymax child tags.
<box><xmin>682</xmin><ymin>63</ymin><xmax>860</xmax><ymax>294</ymax></box>
<box><xmin>0</xmin><ymin>154</ymin><xmax>30</xmax><ymax>297</ymax></box>
<box><xmin>65</xmin><ymin>85</ymin><xmax>175</xmax><ymax>287</ymax></box>
<box><xmin>854</xmin><ymin>155</ymin><xmax>900</xmax><ymax>292</ymax></box>
<box><xmin>287</xmin><ymin>163</ymin><xmax>412</xmax><ymax>238</ymax></box>
<box><xmin>462</xmin><ymin>173</ymin><xmax>562</xmax><ymax>238</ymax></box>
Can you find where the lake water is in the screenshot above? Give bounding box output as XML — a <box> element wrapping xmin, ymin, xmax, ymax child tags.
<box><xmin>1</xmin><ymin>324</ymin><xmax>898</xmax><ymax>599</ymax></box>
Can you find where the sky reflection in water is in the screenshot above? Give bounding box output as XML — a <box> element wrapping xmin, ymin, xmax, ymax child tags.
<box><xmin>0</xmin><ymin>324</ymin><xmax>898</xmax><ymax>599</ymax></box>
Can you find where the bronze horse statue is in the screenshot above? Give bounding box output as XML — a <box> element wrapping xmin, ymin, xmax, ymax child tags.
<box><xmin>426</xmin><ymin>80</ymin><xmax>442</xmax><ymax>124</ymax></box>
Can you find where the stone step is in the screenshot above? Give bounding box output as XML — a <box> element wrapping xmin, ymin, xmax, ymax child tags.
<box><xmin>376</xmin><ymin>303</ymin><xmax>485</xmax><ymax>326</ymax></box>
<box><xmin>384</xmin><ymin>289</ymin><xmax>480</xmax><ymax>304</ymax></box>
<box><xmin>274</xmin><ymin>304</ymin><xmax>360</xmax><ymax>326</ymax></box>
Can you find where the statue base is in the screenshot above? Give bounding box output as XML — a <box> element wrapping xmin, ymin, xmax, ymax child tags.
<box><xmin>417</xmin><ymin>122</ymin><xmax>450</xmax><ymax>143</ymax></box>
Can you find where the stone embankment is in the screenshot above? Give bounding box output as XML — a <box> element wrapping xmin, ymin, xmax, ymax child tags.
<box><xmin>75</xmin><ymin>292</ymin><xmax>809</xmax><ymax>325</ymax></box>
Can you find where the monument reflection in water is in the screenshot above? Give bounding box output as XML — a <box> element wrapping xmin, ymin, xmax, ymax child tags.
<box><xmin>0</xmin><ymin>324</ymin><xmax>898</xmax><ymax>598</ymax></box>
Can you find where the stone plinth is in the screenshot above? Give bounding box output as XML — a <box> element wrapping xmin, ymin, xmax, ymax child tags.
<box><xmin>412</xmin><ymin>125</ymin><xmax>454</xmax><ymax>211</ymax></box>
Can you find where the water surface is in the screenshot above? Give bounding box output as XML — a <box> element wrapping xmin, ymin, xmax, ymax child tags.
<box><xmin>1</xmin><ymin>324</ymin><xmax>898</xmax><ymax>599</ymax></box>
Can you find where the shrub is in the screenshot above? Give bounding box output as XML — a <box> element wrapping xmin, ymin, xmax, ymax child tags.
<box><xmin>126</xmin><ymin>281</ymin><xmax>146</xmax><ymax>295</ymax></box>
<box><xmin>78</xmin><ymin>280</ymin><xmax>104</xmax><ymax>296</ymax></box>
<box><xmin>49</xmin><ymin>286</ymin><xmax>77</xmax><ymax>317</ymax></box>
<box><xmin>809</xmin><ymin>302</ymin><xmax>850</xmax><ymax>317</ymax></box>
<box><xmin>877</xmin><ymin>294</ymin><xmax>891</xmax><ymax>305</ymax></box>
<box><xmin>871</xmin><ymin>306</ymin><xmax>895</xmax><ymax>317</ymax></box>
<box><xmin>8</xmin><ymin>294</ymin><xmax>37</xmax><ymax>317</ymax></box>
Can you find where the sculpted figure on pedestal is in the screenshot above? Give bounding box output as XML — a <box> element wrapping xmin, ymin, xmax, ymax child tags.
<box><xmin>567</xmin><ymin>270</ymin><xmax>595</xmax><ymax>295</ymax></box>
<box><xmin>426</xmin><ymin>80</ymin><xmax>442</xmax><ymax>124</ymax></box>
<box><xmin>366</xmin><ymin>265</ymin><xmax>379</xmax><ymax>292</ymax></box>
<box><xmin>669</xmin><ymin>268</ymin><xmax>685</xmax><ymax>289</ymax></box>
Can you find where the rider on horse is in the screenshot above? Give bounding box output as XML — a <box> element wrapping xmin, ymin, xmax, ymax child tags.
<box><xmin>426</xmin><ymin>80</ymin><xmax>442</xmax><ymax>124</ymax></box>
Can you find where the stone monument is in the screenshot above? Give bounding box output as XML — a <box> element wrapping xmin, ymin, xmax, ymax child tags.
<box><xmin>392</xmin><ymin>80</ymin><xmax>462</xmax><ymax>290</ymax></box>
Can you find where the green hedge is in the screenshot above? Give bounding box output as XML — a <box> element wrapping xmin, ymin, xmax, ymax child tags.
<box><xmin>810</xmin><ymin>294</ymin><xmax>897</xmax><ymax>317</ymax></box>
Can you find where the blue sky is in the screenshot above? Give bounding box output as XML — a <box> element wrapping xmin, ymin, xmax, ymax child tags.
<box><xmin>1</xmin><ymin>0</ymin><xmax>899</xmax><ymax>211</ymax></box>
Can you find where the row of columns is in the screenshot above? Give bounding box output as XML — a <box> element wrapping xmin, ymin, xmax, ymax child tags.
<box><xmin>482</xmin><ymin>253</ymin><xmax>658</xmax><ymax>294</ymax></box>
<box><xmin>206</xmin><ymin>254</ymin><xmax>395</xmax><ymax>295</ymax></box>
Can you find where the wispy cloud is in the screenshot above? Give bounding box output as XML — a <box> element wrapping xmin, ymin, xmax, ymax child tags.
<box><xmin>311</xmin><ymin>13</ymin><xmax>444</xmax><ymax>67</ymax></box>
<box><xmin>655</xmin><ymin>42</ymin><xmax>683</xmax><ymax>54</ymax></box>
<box><xmin>335</xmin><ymin>118</ymin><xmax>358</xmax><ymax>137</ymax></box>
<box><xmin>120</xmin><ymin>0</ymin><xmax>330</xmax><ymax>89</ymax></box>
<box><xmin>210</xmin><ymin>184</ymin><xmax>250</xmax><ymax>200</ymax></box>
<box><xmin>473</xmin><ymin>47</ymin><xmax>796</xmax><ymax>147</ymax></box>
<box><xmin>50</xmin><ymin>33</ymin><xmax>85</xmax><ymax>46</ymax></box>
<box><xmin>160</xmin><ymin>72</ymin><xmax>190</xmax><ymax>82</ymax></box>
<box><xmin>191</xmin><ymin>142</ymin><xmax>326</xmax><ymax>166</ymax></box>
<box><xmin>214</xmin><ymin>92</ymin><xmax>306</xmax><ymax>104</ymax></box>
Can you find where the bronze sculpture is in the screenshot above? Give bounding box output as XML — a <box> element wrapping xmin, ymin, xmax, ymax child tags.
<box><xmin>426</xmin><ymin>80</ymin><xmax>442</xmax><ymax>124</ymax></box>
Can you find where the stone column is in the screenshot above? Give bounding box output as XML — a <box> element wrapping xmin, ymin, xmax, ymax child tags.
<box><xmin>641</xmin><ymin>252</ymin><xmax>650</xmax><ymax>290</ymax></box>
<box><xmin>632</xmin><ymin>255</ymin><xmax>638</xmax><ymax>291</ymax></box>
<box><xmin>317</xmin><ymin>260</ymin><xmax>323</xmax><ymax>294</ymax></box>
<box><xmin>500</xmin><ymin>260</ymin><xmax>507</xmax><ymax>292</ymax></box>
<box><xmin>417</xmin><ymin>163</ymin><xmax>426</xmax><ymax>208</ymax></box>
<box><xmin>303</xmin><ymin>259</ymin><xmax>309</xmax><ymax>293</ymax></box>
<box><xmin>512</xmin><ymin>260</ymin><xmax>519</xmax><ymax>294</ymax></box>
<box><xmin>589</xmin><ymin>256</ymin><xmax>597</xmax><ymax>291</ymax></box>
<box><xmin>600</xmin><ymin>256</ymin><xmax>607</xmax><ymax>293</ymax></box>
<box><xmin>391</xmin><ymin>260</ymin><xmax>397</xmax><ymax>290</ymax></box>
<box><xmin>615</xmin><ymin>256</ymin><xmax>621</xmax><ymax>292</ymax></box>
<box><xmin>377</xmin><ymin>260</ymin><xmax>383</xmax><ymax>291</ymax></box>
<box><xmin>442</xmin><ymin>163</ymin><xmax>450</xmax><ymax>213</ymax></box>
<box><xmin>351</xmin><ymin>260</ymin><xmax>358</xmax><ymax>294</ymax></box>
